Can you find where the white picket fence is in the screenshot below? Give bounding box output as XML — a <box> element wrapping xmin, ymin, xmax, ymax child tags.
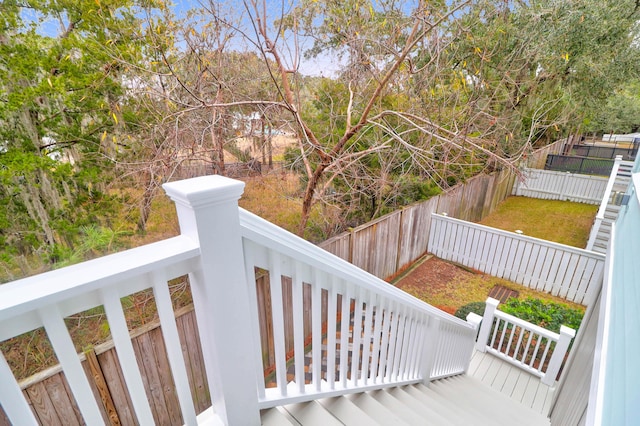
<box><xmin>427</xmin><ymin>214</ymin><xmax>605</xmax><ymax>305</ymax></box>
<box><xmin>512</xmin><ymin>168</ymin><xmax>608</xmax><ymax>204</ymax></box>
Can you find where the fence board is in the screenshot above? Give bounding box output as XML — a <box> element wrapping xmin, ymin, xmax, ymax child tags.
<box><xmin>397</xmin><ymin>197</ymin><xmax>439</xmax><ymax>270</ymax></box>
<box><xmin>318</xmin><ymin>233</ymin><xmax>351</xmax><ymax>262</ymax></box>
<box><xmin>176</xmin><ymin>310</ymin><xmax>209</xmax><ymax>413</ymax></box>
<box><xmin>98</xmin><ymin>340</ymin><xmax>141</xmax><ymax>424</ymax></box>
<box><xmin>527</xmin><ymin>139</ymin><xmax>566</xmax><ymax>169</ymax></box>
<box><xmin>351</xmin><ymin>211</ymin><xmax>402</xmax><ymax>279</ymax></box>
<box><xmin>25</xmin><ymin>381</ymin><xmax>61</xmax><ymax>426</ymax></box>
<box><xmin>46</xmin><ymin>374</ymin><xmax>81</xmax><ymax>426</ymax></box>
<box><xmin>427</xmin><ymin>214</ymin><xmax>604</xmax><ymax>305</ymax></box>
<box><xmin>437</xmin><ymin>184</ymin><xmax>464</xmax><ymax>218</ymax></box>
<box><xmin>460</xmin><ymin>174</ymin><xmax>489</xmax><ymax>222</ymax></box>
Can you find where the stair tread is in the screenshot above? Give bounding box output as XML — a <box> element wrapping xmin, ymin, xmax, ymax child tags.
<box><xmin>265</xmin><ymin>376</ymin><xmax>550</xmax><ymax>425</ymax></box>
<box><xmin>317</xmin><ymin>395</ymin><xmax>383</xmax><ymax>426</ymax></box>
<box><xmin>369</xmin><ymin>387</ymin><xmax>442</xmax><ymax>425</ymax></box>
<box><xmin>427</xmin><ymin>376</ymin><xmax>549</xmax><ymax>426</ymax></box>
<box><xmin>346</xmin><ymin>391</ymin><xmax>411</xmax><ymax>426</ymax></box>
<box><xmin>261</xmin><ymin>407</ymin><xmax>299</xmax><ymax>426</ymax></box>
<box><xmin>392</xmin><ymin>385</ymin><xmax>474</xmax><ymax>425</ymax></box>
<box><xmin>281</xmin><ymin>401</ymin><xmax>343</xmax><ymax>426</ymax></box>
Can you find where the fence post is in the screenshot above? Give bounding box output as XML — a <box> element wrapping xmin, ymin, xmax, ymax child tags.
<box><xmin>475</xmin><ymin>298</ymin><xmax>500</xmax><ymax>352</ymax></box>
<box><xmin>559</xmin><ymin>171</ymin><xmax>571</xmax><ymax>200</ymax></box>
<box><xmin>542</xmin><ymin>325</ymin><xmax>576</xmax><ymax>386</ymax></box>
<box><xmin>163</xmin><ymin>176</ymin><xmax>261</xmax><ymax>426</ymax></box>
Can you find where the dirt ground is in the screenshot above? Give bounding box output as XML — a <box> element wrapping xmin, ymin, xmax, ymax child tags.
<box><xmin>394</xmin><ymin>256</ymin><xmax>476</xmax><ymax>315</ymax></box>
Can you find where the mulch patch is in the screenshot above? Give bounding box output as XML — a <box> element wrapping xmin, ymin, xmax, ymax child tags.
<box><xmin>488</xmin><ymin>285</ymin><xmax>519</xmax><ymax>303</ymax></box>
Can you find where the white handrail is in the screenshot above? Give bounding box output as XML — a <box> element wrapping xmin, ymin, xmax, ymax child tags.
<box><xmin>586</xmin><ymin>155</ymin><xmax>623</xmax><ymax>251</ymax></box>
<box><xmin>238</xmin><ymin>208</ymin><xmax>478</xmax><ymax>408</ymax></box>
<box><xmin>0</xmin><ymin>236</ymin><xmax>201</xmax><ymax>425</ymax></box>
<box><xmin>240</xmin><ymin>208</ymin><xmax>471</xmax><ymax>326</ymax></box>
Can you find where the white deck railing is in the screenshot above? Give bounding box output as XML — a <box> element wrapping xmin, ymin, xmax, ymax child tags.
<box><xmin>476</xmin><ymin>298</ymin><xmax>576</xmax><ymax>386</ymax></box>
<box><xmin>0</xmin><ymin>176</ymin><xmax>480</xmax><ymax>425</ymax></box>
<box><xmin>239</xmin><ymin>207</ymin><xmax>479</xmax><ymax>408</ymax></box>
<box><xmin>0</xmin><ymin>237</ymin><xmax>202</xmax><ymax>425</ymax></box>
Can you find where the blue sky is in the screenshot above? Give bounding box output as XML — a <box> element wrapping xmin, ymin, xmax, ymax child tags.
<box><xmin>18</xmin><ymin>0</ymin><xmax>339</xmax><ymax>76</ymax></box>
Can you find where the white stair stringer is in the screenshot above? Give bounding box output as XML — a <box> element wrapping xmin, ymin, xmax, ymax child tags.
<box><xmin>260</xmin><ymin>374</ymin><xmax>550</xmax><ymax>425</ymax></box>
<box><xmin>591</xmin><ymin>160</ymin><xmax>634</xmax><ymax>254</ymax></box>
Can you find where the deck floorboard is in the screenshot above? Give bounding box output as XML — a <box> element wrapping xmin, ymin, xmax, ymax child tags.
<box><xmin>468</xmin><ymin>350</ymin><xmax>554</xmax><ymax>416</ymax></box>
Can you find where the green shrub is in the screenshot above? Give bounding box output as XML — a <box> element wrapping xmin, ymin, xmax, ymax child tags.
<box><xmin>454</xmin><ymin>301</ymin><xmax>487</xmax><ymax>321</ymax></box>
<box><xmin>500</xmin><ymin>297</ymin><xmax>583</xmax><ymax>333</ymax></box>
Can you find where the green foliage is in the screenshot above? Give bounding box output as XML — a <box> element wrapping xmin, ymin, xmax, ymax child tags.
<box><xmin>454</xmin><ymin>301</ymin><xmax>487</xmax><ymax>321</ymax></box>
<box><xmin>500</xmin><ymin>297</ymin><xmax>584</xmax><ymax>333</ymax></box>
<box><xmin>587</xmin><ymin>81</ymin><xmax>640</xmax><ymax>133</ymax></box>
<box><xmin>0</xmin><ymin>0</ymin><xmax>166</xmax><ymax>271</ymax></box>
<box><xmin>53</xmin><ymin>225</ymin><xmax>131</xmax><ymax>268</ymax></box>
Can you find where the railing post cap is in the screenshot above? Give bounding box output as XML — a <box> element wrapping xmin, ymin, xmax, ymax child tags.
<box><xmin>163</xmin><ymin>175</ymin><xmax>245</xmax><ymax>209</ymax></box>
<box><xmin>485</xmin><ymin>297</ymin><xmax>500</xmax><ymax>307</ymax></box>
<box><xmin>466</xmin><ymin>312</ymin><xmax>482</xmax><ymax>328</ymax></box>
<box><xmin>559</xmin><ymin>325</ymin><xmax>576</xmax><ymax>338</ymax></box>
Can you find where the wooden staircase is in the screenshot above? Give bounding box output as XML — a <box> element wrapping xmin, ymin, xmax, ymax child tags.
<box><xmin>260</xmin><ymin>374</ymin><xmax>550</xmax><ymax>425</ymax></box>
<box><xmin>591</xmin><ymin>160</ymin><xmax>634</xmax><ymax>254</ymax></box>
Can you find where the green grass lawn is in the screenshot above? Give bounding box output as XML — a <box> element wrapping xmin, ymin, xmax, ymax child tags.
<box><xmin>479</xmin><ymin>196</ymin><xmax>598</xmax><ymax>248</ymax></box>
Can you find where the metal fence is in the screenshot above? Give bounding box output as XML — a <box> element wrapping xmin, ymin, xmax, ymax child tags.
<box><xmin>569</xmin><ymin>144</ymin><xmax>638</xmax><ymax>161</ymax></box>
<box><xmin>544</xmin><ymin>155</ymin><xmax>614</xmax><ymax>176</ymax></box>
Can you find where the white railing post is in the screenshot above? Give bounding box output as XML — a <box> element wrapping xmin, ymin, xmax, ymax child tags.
<box><xmin>163</xmin><ymin>176</ymin><xmax>260</xmax><ymax>426</ymax></box>
<box><xmin>587</xmin><ymin>155</ymin><xmax>623</xmax><ymax>250</ymax></box>
<box><xmin>475</xmin><ymin>298</ymin><xmax>499</xmax><ymax>352</ymax></box>
<box><xmin>465</xmin><ymin>313</ymin><xmax>482</xmax><ymax>372</ymax></box>
<box><xmin>542</xmin><ymin>325</ymin><xmax>576</xmax><ymax>386</ymax></box>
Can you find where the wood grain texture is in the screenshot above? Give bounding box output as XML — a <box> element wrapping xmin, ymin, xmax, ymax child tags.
<box><xmin>85</xmin><ymin>348</ymin><xmax>119</xmax><ymax>425</ymax></box>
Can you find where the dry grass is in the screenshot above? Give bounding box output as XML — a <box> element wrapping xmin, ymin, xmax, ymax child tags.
<box><xmin>396</xmin><ymin>257</ymin><xmax>585</xmax><ymax>316</ymax></box>
<box><xmin>479</xmin><ymin>196</ymin><xmax>597</xmax><ymax>247</ymax></box>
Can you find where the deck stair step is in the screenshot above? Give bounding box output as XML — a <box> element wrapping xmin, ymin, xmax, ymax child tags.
<box><xmin>260</xmin><ymin>374</ymin><xmax>550</xmax><ymax>425</ymax></box>
<box><xmin>588</xmin><ymin>159</ymin><xmax>634</xmax><ymax>253</ymax></box>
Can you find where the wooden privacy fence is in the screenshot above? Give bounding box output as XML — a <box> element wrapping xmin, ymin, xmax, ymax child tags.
<box><xmin>0</xmin><ymin>306</ymin><xmax>210</xmax><ymax>426</ymax></box>
<box><xmin>427</xmin><ymin>214</ymin><xmax>605</xmax><ymax>305</ymax></box>
<box><xmin>525</xmin><ymin>138</ymin><xmax>567</xmax><ymax>169</ymax></box>
<box><xmin>319</xmin><ymin>169</ymin><xmax>516</xmax><ymax>279</ymax></box>
<box><xmin>513</xmin><ymin>168</ymin><xmax>608</xmax><ymax>204</ymax></box>
<box><xmin>318</xmin><ymin>138</ymin><xmax>568</xmax><ymax>280</ymax></box>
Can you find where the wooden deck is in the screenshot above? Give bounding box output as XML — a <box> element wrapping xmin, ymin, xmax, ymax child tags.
<box><xmin>468</xmin><ymin>349</ymin><xmax>555</xmax><ymax>416</ymax></box>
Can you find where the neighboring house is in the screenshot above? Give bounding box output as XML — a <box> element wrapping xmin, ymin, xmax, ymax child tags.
<box><xmin>0</xmin><ymin>154</ymin><xmax>637</xmax><ymax>425</ymax></box>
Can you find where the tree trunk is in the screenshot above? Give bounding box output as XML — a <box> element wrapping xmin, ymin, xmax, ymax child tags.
<box><xmin>297</xmin><ymin>163</ymin><xmax>327</xmax><ymax>236</ymax></box>
<box><xmin>211</xmin><ymin>88</ymin><xmax>225</xmax><ymax>175</ymax></box>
